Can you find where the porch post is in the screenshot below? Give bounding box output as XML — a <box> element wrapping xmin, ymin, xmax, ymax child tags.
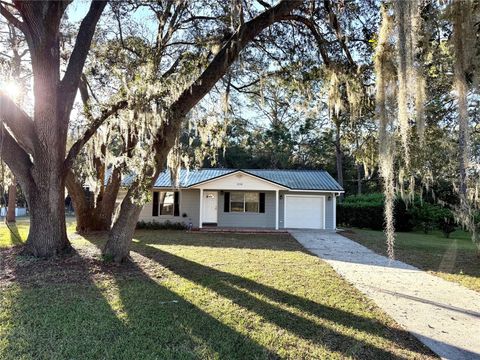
<box><xmin>275</xmin><ymin>190</ymin><xmax>279</xmax><ymax>230</ymax></box>
<box><xmin>199</xmin><ymin>188</ymin><xmax>203</xmax><ymax>229</ymax></box>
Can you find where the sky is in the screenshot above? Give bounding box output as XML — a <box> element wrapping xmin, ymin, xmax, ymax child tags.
<box><xmin>67</xmin><ymin>0</ymin><xmax>157</xmax><ymax>33</ymax></box>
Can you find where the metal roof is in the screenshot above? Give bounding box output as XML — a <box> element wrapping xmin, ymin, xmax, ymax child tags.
<box><xmin>153</xmin><ymin>168</ymin><xmax>343</xmax><ymax>191</ymax></box>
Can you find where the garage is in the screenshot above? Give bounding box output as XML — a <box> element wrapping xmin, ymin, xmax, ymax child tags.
<box><xmin>284</xmin><ymin>195</ymin><xmax>325</xmax><ymax>229</ymax></box>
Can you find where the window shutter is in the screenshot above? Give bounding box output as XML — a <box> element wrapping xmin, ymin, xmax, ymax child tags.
<box><xmin>152</xmin><ymin>191</ymin><xmax>159</xmax><ymax>216</ymax></box>
<box><xmin>259</xmin><ymin>193</ymin><xmax>265</xmax><ymax>213</ymax></box>
<box><xmin>174</xmin><ymin>192</ymin><xmax>180</xmax><ymax>216</ymax></box>
<box><xmin>224</xmin><ymin>192</ymin><xmax>230</xmax><ymax>212</ymax></box>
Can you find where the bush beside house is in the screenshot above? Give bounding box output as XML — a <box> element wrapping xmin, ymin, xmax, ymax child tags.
<box><xmin>136</xmin><ymin>220</ymin><xmax>187</xmax><ymax>230</ymax></box>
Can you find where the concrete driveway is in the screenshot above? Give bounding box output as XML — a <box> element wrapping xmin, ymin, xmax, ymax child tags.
<box><xmin>290</xmin><ymin>230</ymin><xmax>480</xmax><ymax>360</ymax></box>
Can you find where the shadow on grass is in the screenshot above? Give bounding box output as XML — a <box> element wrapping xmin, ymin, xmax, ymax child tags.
<box><xmin>109</xmin><ymin>262</ymin><xmax>278</xmax><ymax>359</ymax></box>
<box><xmin>100</xmin><ymin>233</ymin><xmax>435</xmax><ymax>359</ymax></box>
<box><xmin>1</xmin><ymin>248</ymin><xmax>275</xmax><ymax>359</ymax></box>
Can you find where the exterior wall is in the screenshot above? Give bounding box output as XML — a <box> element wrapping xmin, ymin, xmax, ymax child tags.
<box><xmin>178</xmin><ymin>189</ymin><xmax>201</xmax><ymax>227</ymax></box>
<box><xmin>138</xmin><ymin>189</ymin><xmax>200</xmax><ymax>227</ymax></box>
<box><xmin>137</xmin><ymin>188</ymin><xmax>338</xmax><ymax>230</ymax></box>
<box><xmin>324</xmin><ymin>192</ymin><xmax>336</xmax><ymax>229</ymax></box>
<box><xmin>217</xmin><ymin>191</ymin><xmax>276</xmax><ymax>228</ymax></box>
<box><xmin>278</xmin><ymin>191</ymin><xmax>337</xmax><ymax>230</ymax></box>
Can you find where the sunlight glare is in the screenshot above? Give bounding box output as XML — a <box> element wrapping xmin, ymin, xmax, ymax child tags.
<box><xmin>0</xmin><ymin>80</ymin><xmax>21</xmax><ymax>100</ymax></box>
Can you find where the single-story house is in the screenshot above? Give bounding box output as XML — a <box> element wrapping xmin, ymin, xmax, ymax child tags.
<box><xmin>137</xmin><ymin>169</ymin><xmax>343</xmax><ymax>230</ymax></box>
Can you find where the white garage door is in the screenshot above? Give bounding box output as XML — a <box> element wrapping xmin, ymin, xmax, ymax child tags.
<box><xmin>284</xmin><ymin>195</ymin><xmax>324</xmax><ymax>229</ymax></box>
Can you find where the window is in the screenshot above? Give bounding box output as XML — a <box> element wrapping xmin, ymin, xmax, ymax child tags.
<box><xmin>152</xmin><ymin>191</ymin><xmax>179</xmax><ymax>216</ymax></box>
<box><xmin>245</xmin><ymin>192</ymin><xmax>259</xmax><ymax>212</ymax></box>
<box><xmin>230</xmin><ymin>192</ymin><xmax>259</xmax><ymax>213</ymax></box>
<box><xmin>160</xmin><ymin>192</ymin><xmax>175</xmax><ymax>215</ymax></box>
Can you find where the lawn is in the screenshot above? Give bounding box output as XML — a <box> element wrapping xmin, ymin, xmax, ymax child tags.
<box><xmin>0</xmin><ymin>223</ymin><xmax>436</xmax><ymax>359</ymax></box>
<box><xmin>0</xmin><ymin>218</ymin><xmax>77</xmax><ymax>248</ymax></box>
<box><xmin>0</xmin><ymin>219</ymin><xmax>30</xmax><ymax>248</ymax></box>
<box><xmin>342</xmin><ymin>228</ymin><xmax>480</xmax><ymax>292</ymax></box>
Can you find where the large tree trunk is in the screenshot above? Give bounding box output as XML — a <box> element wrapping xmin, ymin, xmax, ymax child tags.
<box><xmin>103</xmin><ymin>186</ymin><xmax>143</xmax><ymax>263</ymax></box>
<box><xmin>24</xmin><ymin>176</ymin><xmax>71</xmax><ymax>256</ymax></box>
<box><xmin>0</xmin><ymin>1</ymin><xmax>106</xmax><ymax>258</ymax></box>
<box><xmin>22</xmin><ymin>11</ymin><xmax>71</xmax><ymax>256</ymax></box>
<box><xmin>66</xmin><ymin>168</ymin><xmax>121</xmax><ymax>233</ymax></box>
<box><xmin>103</xmin><ymin>146</ymin><xmax>170</xmax><ymax>263</ymax></box>
<box><xmin>6</xmin><ymin>180</ymin><xmax>16</xmax><ymax>223</ymax></box>
<box><xmin>73</xmin><ymin>203</ymin><xmax>113</xmax><ymax>233</ymax></box>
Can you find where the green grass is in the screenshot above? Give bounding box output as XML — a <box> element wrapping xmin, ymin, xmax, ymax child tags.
<box><xmin>0</xmin><ymin>219</ymin><xmax>29</xmax><ymax>247</ymax></box>
<box><xmin>0</xmin><ymin>224</ymin><xmax>436</xmax><ymax>359</ymax></box>
<box><xmin>0</xmin><ymin>218</ymin><xmax>77</xmax><ymax>248</ymax></box>
<box><xmin>342</xmin><ymin>228</ymin><xmax>480</xmax><ymax>292</ymax></box>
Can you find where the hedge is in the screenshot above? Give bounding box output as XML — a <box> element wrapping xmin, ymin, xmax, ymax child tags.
<box><xmin>136</xmin><ymin>220</ymin><xmax>187</xmax><ymax>230</ymax></box>
<box><xmin>337</xmin><ymin>193</ymin><xmax>413</xmax><ymax>232</ymax></box>
<box><xmin>337</xmin><ymin>193</ymin><xmax>459</xmax><ymax>236</ymax></box>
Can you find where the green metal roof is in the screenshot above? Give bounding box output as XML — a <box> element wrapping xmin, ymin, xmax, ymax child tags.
<box><xmin>153</xmin><ymin>169</ymin><xmax>343</xmax><ymax>191</ymax></box>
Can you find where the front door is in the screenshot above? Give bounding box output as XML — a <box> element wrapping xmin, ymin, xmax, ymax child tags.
<box><xmin>202</xmin><ymin>191</ymin><xmax>218</xmax><ymax>224</ymax></box>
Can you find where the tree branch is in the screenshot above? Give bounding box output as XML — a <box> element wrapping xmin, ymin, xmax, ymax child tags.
<box><xmin>279</xmin><ymin>14</ymin><xmax>331</xmax><ymax>66</ymax></box>
<box><xmin>323</xmin><ymin>0</ymin><xmax>355</xmax><ymax>67</ymax></box>
<box><xmin>168</xmin><ymin>0</ymin><xmax>303</xmax><ymax>119</ymax></box>
<box><xmin>0</xmin><ymin>3</ymin><xmax>27</xmax><ymax>36</ymax></box>
<box><xmin>161</xmin><ymin>56</ymin><xmax>181</xmax><ymax>79</ymax></box>
<box><xmin>256</xmin><ymin>0</ymin><xmax>272</xmax><ymax>9</ymax></box>
<box><xmin>231</xmin><ymin>78</ymin><xmax>261</xmax><ymax>90</ymax></box>
<box><xmin>78</xmin><ymin>74</ymin><xmax>94</xmax><ymax>122</ymax></box>
<box><xmin>0</xmin><ymin>91</ymin><xmax>36</xmax><ymax>154</ymax></box>
<box><xmin>0</xmin><ymin>124</ymin><xmax>34</xmax><ymax>192</ymax></box>
<box><xmin>63</xmin><ymin>99</ymin><xmax>128</xmax><ymax>171</ymax></box>
<box><xmin>60</xmin><ymin>0</ymin><xmax>107</xmax><ymax>112</ymax></box>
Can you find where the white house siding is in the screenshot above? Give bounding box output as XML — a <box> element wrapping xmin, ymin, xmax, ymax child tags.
<box><xmin>278</xmin><ymin>191</ymin><xmax>336</xmax><ymax>230</ymax></box>
<box><xmin>138</xmin><ymin>189</ymin><xmax>200</xmax><ymax>227</ymax></box>
<box><xmin>217</xmin><ymin>191</ymin><xmax>276</xmax><ymax>228</ymax></box>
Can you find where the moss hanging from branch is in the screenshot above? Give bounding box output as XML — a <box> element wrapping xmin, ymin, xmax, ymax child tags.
<box><xmin>373</xmin><ymin>0</ymin><xmax>428</xmax><ymax>257</ymax></box>
<box><xmin>375</xmin><ymin>5</ymin><xmax>396</xmax><ymax>259</ymax></box>
<box><xmin>450</xmin><ymin>0</ymin><xmax>480</xmax><ymax>253</ymax></box>
<box><xmin>395</xmin><ymin>0</ymin><xmax>411</xmax><ymax>168</ymax></box>
<box><xmin>451</xmin><ymin>0</ymin><xmax>471</xmax><ymax>207</ymax></box>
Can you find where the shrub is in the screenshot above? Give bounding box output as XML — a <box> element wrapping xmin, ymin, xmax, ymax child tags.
<box><xmin>337</xmin><ymin>193</ymin><xmax>413</xmax><ymax>232</ymax></box>
<box><xmin>337</xmin><ymin>193</ymin><xmax>460</xmax><ymax>236</ymax></box>
<box><xmin>439</xmin><ymin>216</ymin><xmax>456</xmax><ymax>238</ymax></box>
<box><xmin>408</xmin><ymin>202</ymin><xmax>455</xmax><ymax>235</ymax></box>
<box><xmin>136</xmin><ymin>220</ymin><xmax>187</xmax><ymax>230</ymax></box>
<box><xmin>409</xmin><ymin>203</ymin><xmax>439</xmax><ymax>233</ymax></box>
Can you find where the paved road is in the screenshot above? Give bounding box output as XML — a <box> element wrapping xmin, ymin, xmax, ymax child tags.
<box><xmin>290</xmin><ymin>230</ymin><xmax>480</xmax><ymax>360</ymax></box>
